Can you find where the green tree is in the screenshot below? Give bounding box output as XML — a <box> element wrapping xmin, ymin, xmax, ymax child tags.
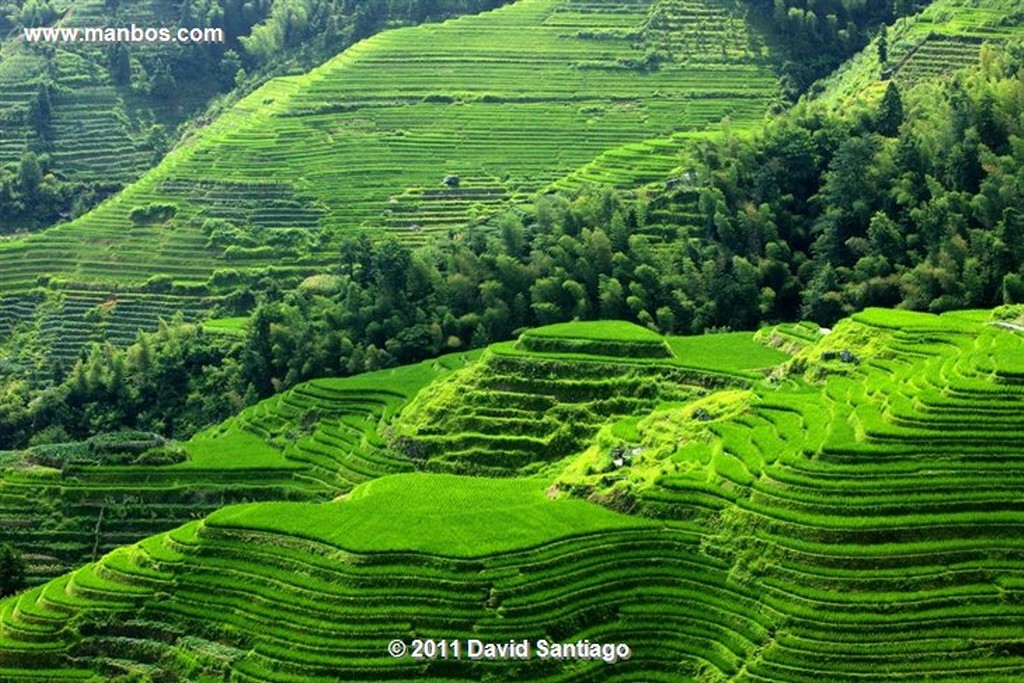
<box><xmin>108</xmin><ymin>43</ymin><xmax>131</xmax><ymax>86</ymax></box>
<box><xmin>867</xmin><ymin>211</ymin><xmax>905</xmax><ymax>261</ymax></box>
<box><xmin>998</xmin><ymin>208</ymin><xmax>1024</xmax><ymax>265</ymax></box>
<box><xmin>877</xmin><ymin>26</ymin><xmax>888</xmax><ymax>68</ymax></box>
<box><xmin>148</xmin><ymin>58</ymin><xmax>177</xmax><ymax>100</ymax></box>
<box><xmin>18</xmin><ymin>151</ymin><xmax>42</xmax><ymax>201</ymax></box>
<box><xmin>876</xmin><ymin>81</ymin><xmax>903</xmax><ymax>136</ymax></box>
<box><xmin>29</xmin><ymin>82</ymin><xmax>51</xmax><ymax>137</ymax></box>
<box><xmin>801</xmin><ymin>262</ymin><xmax>845</xmax><ymax>324</ymax></box>
<box><xmin>1003</xmin><ymin>273</ymin><xmax>1024</xmax><ymax>304</ymax></box>
<box><xmin>0</xmin><ymin>544</ymin><xmax>26</xmax><ymax>597</ymax></box>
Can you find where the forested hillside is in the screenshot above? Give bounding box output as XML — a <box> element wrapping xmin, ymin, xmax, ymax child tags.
<box><xmin>4</xmin><ymin>0</ymin><xmax>1024</xmax><ymax>679</ymax></box>
<box><xmin>3</xmin><ymin>0</ymin><xmax>1024</xmax><ymax>450</ymax></box>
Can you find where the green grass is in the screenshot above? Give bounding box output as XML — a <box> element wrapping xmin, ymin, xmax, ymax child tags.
<box><xmin>178</xmin><ymin>426</ymin><xmax>295</xmax><ymax>470</ymax></box>
<box><xmin>200</xmin><ymin>317</ymin><xmax>249</xmax><ymax>337</ymax></box>
<box><xmin>0</xmin><ymin>0</ymin><xmax>783</xmax><ymax>373</ymax></box>
<box><xmin>525</xmin><ymin>320</ymin><xmax>666</xmax><ymax>343</ymax></box>
<box><xmin>667</xmin><ymin>331</ymin><xmax>790</xmax><ymax>374</ymax></box>
<box><xmin>208</xmin><ymin>473</ymin><xmax>655</xmax><ymax>557</ymax></box>
<box><xmin>0</xmin><ymin>511</ymin><xmax>754</xmax><ymax>681</ymax></box>
<box><xmin>0</xmin><ymin>290</ymin><xmax>226</xmax><ymax>375</ymax></box>
<box><xmin>517</xmin><ymin>320</ymin><xmax>674</xmax><ymax>359</ymax></box>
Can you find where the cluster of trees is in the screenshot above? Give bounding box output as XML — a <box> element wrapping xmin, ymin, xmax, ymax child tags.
<box><xmin>751</xmin><ymin>0</ymin><xmax>922</xmax><ymax>96</ymax></box>
<box><xmin>0</xmin><ymin>186</ymin><xmax>782</xmax><ymax>446</ymax></box>
<box><xmin>237</xmin><ymin>193</ymin><xmax>794</xmax><ymax>398</ymax></box>
<box><xmin>0</xmin><ymin>151</ymin><xmax>120</xmax><ymax>232</ymax></box>
<box><xmin>0</xmin><ymin>317</ymin><xmax>248</xmax><ymax>447</ymax></box>
<box><xmin>0</xmin><ymin>0</ymin><xmax>58</xmax><ymax>32</ymax></box>
<box><xmin>689</xmin><ymin>43</ymin><xmax>1024</xmax><ymax>322</ymax></box>
<box><xmin>238</xmin><ymin>0</ymin><xmax>511</xmax><ymax>64</ymax></box>
<box><xmin>0</xmin><ymin>543</ymin><xmax>25</xmax><ymax>598</ymax></box>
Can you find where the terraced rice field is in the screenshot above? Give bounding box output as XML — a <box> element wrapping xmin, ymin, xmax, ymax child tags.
<box><xmin>0</xmin><ymin>352</ymin><xmax>476</xmax><ymax>584</ymax></box>
<box><xmin>0</xmin><ymin>0</ymin><xmax>211</xmax><ymax>183</ymax></box>
<box><xmin>630</xmin><ymin>308</ymin><xmax>1024</xmax><ymax>680</ymax></box>
<box><xmin>4</xmin><ymin>310</ymin><xmax>1024</xmax><ymax>680</ymax></box>
<box><xmin>884</xmin><ymin>0</ymin><xmax>1024</xmax><ymax>87</ymax></box>
<box><xmin>0</xmin><ymin>0</ymin><xmax>778</xmax><ymax>296</ymax></box>
<box><xmin>0</xmin><ymin>289</ymin><xmax>230</xmax><ymax>377</ymax></box>
<box><xmin>394</xmin><ymin>321</ymin><xmax>785</xmax><ymax>476</ymax></box>
<box><xmin>817</xmin><ymin>0</ymin><xmax>1024</xmax><ymax>109</ymax></box>
<box><xmin>0</xmin><ymin>476</ymin><xmax>756</xmax><ymax>681</ymax></box>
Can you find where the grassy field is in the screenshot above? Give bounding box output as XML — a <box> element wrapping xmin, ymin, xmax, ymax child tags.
<box><xmin>667</xmin><ymin>331</ymin><xmax>789</xmax><ymax>374</ymax></box>
<box><xmin>525</xmin><ymin>321</ymin><xmax>667</xmax><ymax>344</ymax></box>
<box><xmin>210</xmin><ymin>473</ymin><xmax>655</xmax><ymax>556</ymax></box>
<box><xmin>517</xmin><ymin>320</ymin><xmax>676</xmax><ymax>358</ymax></box>
<box><xmin>0</xmin><ymin>508</ymin><xmax>740</xmax><ymax>681</ymax></box>
<box><xmin>200</xmin><ymin>316</ymin><xmax>249</xmax><ymax>337</ymax></box>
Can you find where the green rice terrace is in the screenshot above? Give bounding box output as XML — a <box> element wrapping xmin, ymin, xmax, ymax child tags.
<box><xmin>0</xmin><ymin>290</ymin><xmax>228</xmax><ymax>379</ymax></box>
<box><xmin>0</xmin><ymin>0</ymin><xmax>779</xmax><ymax>295</ymax></box>
<box><xmin>816</xmin><ymin>0</ymin><xmax>1024</xmax><ymax>109</ymax></box>
<box><xmin>0</xmin><ymin>351</ymin><xmax>478</xmax><ymax>584</ymax></box>
<box><xmin>0</xmin><ymin>0</ymin><xmax>215</xmax><ymax>186</ymax></box>
<box><xmin>3</xmin><ymin>310</ymin><xmax>1024</xmax><ymax>680</ymax></box>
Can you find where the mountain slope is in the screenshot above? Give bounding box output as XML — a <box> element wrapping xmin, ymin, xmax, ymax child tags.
<box><xmin>4</xmin><ymin>309</ymin><xmax>1024</xmax><ymax>680</ymax></box>
<box><xmin>0</xmin><ymin>0</ymin><xmax>779</xmax><ymax>293</ymax></box>
<box><xmin>0</xmin><ymin>0</ymin><xmax>514</xmax><ymax>232</ymax></box>
<box><xmin>1</xmin><ymin>475</ymin><xmax>758</xmax><ymax>682</ymax></box>
<box><xmin>815</xmin><ymin>0</ymin><xmax>1024</xmax><ymax>110</ymax></box>
<box><xmin>0</xmin><ymin>351</ymin><xmax>477</xmax><ymax>584</ymax></box>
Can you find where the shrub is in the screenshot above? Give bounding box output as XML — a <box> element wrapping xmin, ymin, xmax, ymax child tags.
<box><xmin>0</xmin><ymin>544</ymin><xmax>26</xmax><ymax>597</ymax></box>
<box><xmin>133</xmin><ymin>443</ymin><xmax>187</xmax><ymax>465</ymax></box>
<box><xmin>129</xmin><ymin>203</ymin><xmax>177</xmax><ymax>225</ymax></box>
<box><xmin>143</xmin><ymin>274</ymin><xmax>174</xmax><ymax>293</ymax></box>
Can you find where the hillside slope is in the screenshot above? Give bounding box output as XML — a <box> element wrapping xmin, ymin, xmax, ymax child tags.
<box><xmin>0</xmin><ymin>0</ymin><xmax>513</xmax><ymax>232</ymax></box>
<box><xmin>0</xmin><ymin>351</ymin><xmax>477</xmax><ymax>584</ymax></box>
<box><xmin>393</xmin><ymin>320</ymin><xmax>785</xmax><ymax>476</ymax></box>
<box><xmin>0</xmin><ymin>0</ymin><xmax>779</xmax><ymax>294</ymax></box>
<box><xmin>0</xmin><ymin>0</ymin><xmax>216</xmax><ymax>189</ymax></box>
<box><xmin>815</xmin><ymin>0</ymin><xmax>1024</xmax><ymax>109</ymax></box>
<box><xmin>3</xmin><ymin>309</ymin><xmax>1024</xmax><ymax>680</ymax></box>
